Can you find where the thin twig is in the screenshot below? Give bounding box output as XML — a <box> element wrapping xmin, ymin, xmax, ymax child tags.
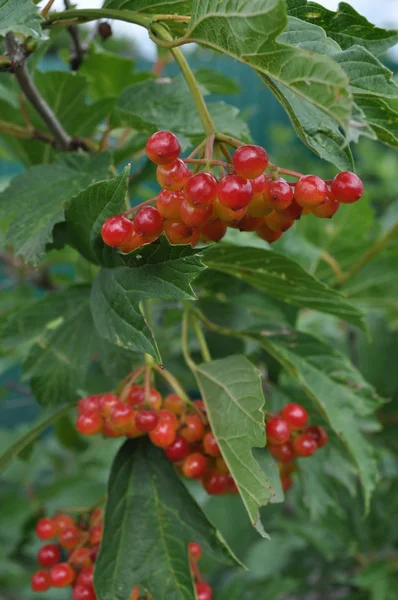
<box><xmin>5</xmin><ymin>33</ymin><xmax>71</xmax><ymax>151</ymax></box>
<box><xmin>64</xmin><ymin>0</ymin><xmax>85</xmax><ymax>70</ymax></box>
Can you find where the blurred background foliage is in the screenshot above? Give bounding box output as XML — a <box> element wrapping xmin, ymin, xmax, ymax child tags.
<box><xmin>1</xmin><ymin>20</ymin><xmax>398</xmax><ymax>600</ymax></box>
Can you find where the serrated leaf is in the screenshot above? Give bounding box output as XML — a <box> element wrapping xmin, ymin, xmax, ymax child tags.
<box><xmin>114</xmin><ymin>76</ymin><xmax>251</xmax><ymax>142</ymax></box>
<box><xmin>286</xmin><ymin>0</ymin><xmax>398</xmax><ymax>55</ymax></box>
<box><xmin>195</xmin><ymin>355</ymin><xmax>273</xmax><ymax>537</ymax></box>
<box><xmin>67</xmin><ymin>167</ymin><xmax>129</xmax><ymax>265</ymax></box>
<box><xmin>103</xmin><ymin>0</ymin><xmax>190</xmax><ymax>14</ymax></box>
<box><xmin>94</xmin><ymin>438</ymin><xmax>236</xmax><ymax>600</ymax></box>
<box><xmin>0</xmin><ymin>0</ymin><xmax>45</xmax><ymax>39</ymax></box>
<box><xmin>0</xmin><ymin>152</ymin><xmax>111</xmax><ymax>264</ymax></box>
<box><xmin>356</xmin><ymin>96</ymin><xmax>398</xmax><ymax>148</ymax></box>
<box><xmin>204</xmin><ymin>245</ymin><xmax>365</xmax><ymax>330</ymax></box>
<box><xmin>91</xmin><ymin>237</ymin><xmax>206</xmax><ymax>361</ymax></box>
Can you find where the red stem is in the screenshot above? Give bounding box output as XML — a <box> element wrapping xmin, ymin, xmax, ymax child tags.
<box><xmin>123</xmin><ymin>197</ymin><xmax>157</xmax><ymax>217</ymax></box>
<box><xmin>183</xmin><ymin>158</ymin><xmax>230</xmax><ymax>168</ymax></box>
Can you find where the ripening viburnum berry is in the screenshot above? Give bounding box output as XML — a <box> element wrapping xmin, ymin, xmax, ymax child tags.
<box><xmin>331</xmin><ymin>171</ymin><xmax>364</xmax><ymax>203</ymax></box>
<box><xmin>294</xmin><ymin>175</ymin><xmax>328</xmax><ymax>207</ymax></box>
<box><xmin>233</xmin><ymin>145</ymin><xmax>268</xmax><ymax>179</ymax></box>
<box><xmin>145</xmin><ymin>131</ymin><xmax>180</xmax><ymax>165</ymax></box>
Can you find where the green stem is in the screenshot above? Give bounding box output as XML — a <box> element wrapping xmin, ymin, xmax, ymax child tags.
<box><xmin>194</xmin><ymin>309</ymin><xmax>243</xmax><ymax>341</ymax></box>
<box><xmin>192</xmin><ymin>316</ymin><xmax>211</xmax><ymax>363</ymax></box>
<box><xmin>151</xmin><ymin>23</ymin><xmax>216</xmax><ymax>136</ymax></box>
<box><xmin>44</xmin><ymin>8</ymin><xmax>152</xmax><ymax>29</ymax></box>
<box><xmin>153</xmin><ymin>364</ymin><xmax>191</xmax><ymax>406</ymax></box>
<box><xmin>181</xmin><ymin>310</ymin><xmax>198</xmax><ymax>373</ymax></box>
<box><xmin>215</xmin><ymin>133</ymin><xmax>244</xmax><ymax>148</ymax></box>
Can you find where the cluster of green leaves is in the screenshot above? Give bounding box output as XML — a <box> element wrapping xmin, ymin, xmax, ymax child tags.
<box><xmin>0</xmin><ymin>1</ymin><xmax>397</xmax><ymax>599</ymax></box>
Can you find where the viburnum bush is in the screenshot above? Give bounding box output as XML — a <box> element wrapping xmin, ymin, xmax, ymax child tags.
<box><xmin>0</xmin><ymin>1</ymin><xmax>397</xmax><ymax>599</ymax></box>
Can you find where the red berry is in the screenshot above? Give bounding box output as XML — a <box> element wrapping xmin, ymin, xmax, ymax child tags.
<box><xmin>99</xmin><ymin>393</ymin><xmax>120</xmax><ymax>415</ymax></box>
<box><xmin>50</xmin><ymin>563</ymin><xmax>76</xmax><ymax>587</ymax></box>
<box><xmin>37</xmin><ymin>544</ymin><xmax>61</xmax><ymax>568</ymax></box>
<box><xmin>54</xmin><ymin>514</ymin><xmax>75</xmax><ymax>534</ymax></box>
<box><xmin>135</xmin><ymin>410</ymin><xmax>159</xmax><ymax>432</ymax></box>
<box><xmin>90</xmin><ymin>544</ymin><xmax>100</xmax><ymax>562</ymax></box>
<box><xmin>184</xmin><ymin>172</ymin><xmax>218</xmax><ymax>206</ymax></box>
<box><xmin>265</xmin><ymin>211</ymin><xmax>294</xmax><ymax>233</ymax></box>
<box><xmin>31</xmin><ymin>570</ymin><xmax>51</xmax><ymax>592</ymax></box>
<box><xmin>127</xmin><ymin>386</ymin><xmax>162</xmax><ymax>410</ymax></box>
<box><xmin>180</xmin><ymin>198</ymin><xmax>212</xmax><ymax>228</ymax></box>
<box><xmin>202</xmin><ymin>470</ymin><xmax>228</xmax><ymax>495</ymax></box>
<box><xmin>59</xmin><ymin>527</ymin><xmax>83</xmax><ymax>549</ymax></box>
<box><xmin>247</xmin><ymin>193</ymin><xmax>273</xmax><ymax>218</ymax></box>
<box><xmin>199</xmin><ymin>219</ymin><xmax>227</xmax><ymax>242</ymax></box>
<box><xmin>189</xmin><ymin>542</ymin><xmax>202</xmax><ymax>561</ymax></box>
<box><xmin>195</xmin><ymin>581</ymin><xmax>213</xmax><ymax>600</ymax></box>
<box><xmin>250</xmin><ymin>173</ymin><xmax>268</xmax><ymax>195</ymax></box>
<box><xmin>36</xmin><ymin>518</ymin><xmax>57</xmax><ymax>541</ymax></box>
<box><xmin>305</xmin><ymin>425</ymin><xmax>328</xmax><ymax>448</ymax></box>
<box><xmin>294</xmin><ymin>175</ymin><xmax>328</xmax><ymax>207</ymax></box>
<box><xmin>203</xmin><ymin>432</ymin><xmax>221</xmax><ymax>457</ymax></box>
<box><xmin>331</xmin><ymin>171</ymin><xmax>363</xmax><ymax>204</ymax></box>
<box><xmin>180</xmin><ymin>414</ymin><xmax>205</xmax><ymax>443</ymax></box>
<box><xmin>156</xmin><ymin>190</ymin><xmax>184</xmax><ymax>220</ymax></box>
<box><xmin>281</xmin><ymin>474</ymin><xmax>293</xmax><ymax>492</ymax></box>
<box><xmin>76</xmin><ymin>567</ymin><xmax>94</xmax><ymax>588</ymax></box>
<box><xmin>157</xmin><ymin>409</ymin><xmax>179</xmax><ymax>427</ymax></box>
<box><xmin>146</xmin><ymin>131</ymin><xmax>180</xmax><ymax>165</ymax></box>
<box><xmin>164</xmin><ymin>220</ymin><xmax>199</xmax><ymax>246</ymax></box>
<box><xmin>266</xmin><ymin>417</ymin><xmax>290</xmax><ymax>445</ymax></box>
<box><xmin>292</xmin><ymin>433</ymin><xmax>317</xmax><ymax>457</ymax></box>
<box><xmin>101</xmin><ymin>215</ymin><xmax>134</xmax><ymax>247</ymax></box>
<box><xmin>164</xmin><ymin>435</ymin><xmax>190</xmax><ymax>462</ymax></box>
<box><xmin>156</xmin><ymin>158</ymin><xmax>190</xmax><ymax>191</ymax></box>
<box><xmin>268</xmin><ymin>442</ymin><xmax>295</xmax><ymax>463</ymax></box>
<box><xmin>109</xmin><ymin>402</ymin><xmax>134</xmax><ymax>429</ymax></box>
<box><xmin>89</xmin><ymin>522</ymin><xmax>103</xmax><ymax>545</ymax></box>
<box><xmin>72</xmin><ymin>584</ymin><xmax>96</xmax><ymax>600</ymax></box>
<box><xmin>78</xmin><ymin>395</ymin><xmax>101</xmax><ymax>415</ymax></box>
<box><xmin>213</xmin><ymin>197</ymin><xmax>247</xmax><ymax>222</ymax></box>
<box><xmin>256</xmin><ymin>220</ymin><xmax>282</xmax><ymax>243</ymax></box>
<box><xmin>134</xmin><ymin>206</ymin><xmax>163</xmax><ymax>238</ymax></box>
<box><xmin>264</xmin><ymin>179</ymin><xmax>293</xmax><ymax>210</ymax></box>
<box><xmin>76</xmin><ymin>412</ymin><xmax>103</xmax><ymax>436</ymax></box>
<box><xmin>163</xmin><ymin>393</ymin><xmax>185</xmax><ymax>415</ymax></box>
<box><xmin>280</xmin><ymin>199</ymin><xmax>303</xmax><ymax>220</ymax></box>
<box><xmin>217</xmin><ymin>175</ymin><xmax>253</xmax><ymax>210</ymax></box>
<box><xmin>311</xmin><ymin>192</ymin><xmax>339</xmax><ymax>218</ymax></box>
<box><xmin>69</xmin><ymin>547</ymin><xmax>92</xmax><ymax>568</ymax></box>
<box><xmin>233</xmin><ymin>145</ymin><xmax>268</xmax><ymax>179</ymax></box>
<box><xmin>119</xmin><ymin>230</ymin><xmax>146</xmax><ymax>253</ymax></box>
<box><xmin>280</xmin><ymin>403</ymin><xmax>308</xmax><ymax>430</ymax></box>
<box><xmin>238</xmin><ymin>213</ymin><xmax>261</xmax><ymax>232</ymax></box>
<box><xmin>149</xmin><ymin>419</ymin><xmax>177</xmax><ymax>448</ymax></box>
<box><xmin>182</xmin><ymin>453</ymin><xmax>208</xmax><ymax>479</ymax></box>
<box><xmin>226</xmin><ymin>472</ymin><xmax>239</xmax><ymax>494</ymax></box>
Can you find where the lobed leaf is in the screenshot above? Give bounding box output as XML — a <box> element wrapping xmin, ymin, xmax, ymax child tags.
<box><xmin>0</xmin><ymin>0</ymin><xmax>44</xmax><ymax>40</ymax></box>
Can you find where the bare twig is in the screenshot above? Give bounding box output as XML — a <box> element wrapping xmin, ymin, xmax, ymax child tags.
<box><xmin>64</xmin><ymin>0</ymin><xmax>86</xmax><ymax>70</ymax></box>
<box><xmin>5</xmin><ymin>33</ymin><xmax>72</xmax><ymax>151</ymax></box>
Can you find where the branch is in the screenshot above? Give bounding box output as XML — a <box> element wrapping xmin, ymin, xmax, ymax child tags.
<box><xmin>5</xmin><ymin>33</ymin><xmax>72</xmax><ymax>151</ymax></box>
<box><xmin>64</xmin><ymin>0</ymin><xmax>85</xmax><ymax>71</ymax></box>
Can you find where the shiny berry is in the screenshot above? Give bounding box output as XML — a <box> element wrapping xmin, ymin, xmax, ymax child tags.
<box><xmin>189</xmin><ymin>542</ymin><xmax>202</xmax><ymax>561</ymax></box>
<box><xmin>203</xmin><ymin>432</ymin><xmax>221</xmax><ymax>457</ymax></box>
<box><xmin>36</xmin><ymin>518</ymin><xmax>57</xmax><ymax>540</ymax></box>
<box><xmin>233</xmin><ymin>145</ymin><xmax>268</xmax><ymax>179</ymax></box>
<box><xmin>305</xmin><ymin>425</ymin><xmax>328</xmax><ymax>448</ymax></box>
<box><xmin>99</xmin><ymin>393</ymin><xmax>120</xmax><ymax>415</ymax></box>
<box><xmin>311</xmin><ymin>192</ymin><xmax>339</xmax><ymax>218</ymax></box>
<box><xmin>135</xmin><ymin>410</ymin><xmax>159</xmax><ymax>432</ymax></box>
<box><xmin>180</xmin><ymin>414</ymin><xmax>205</xmax><ymax>443</ymax></box>
<box><xmin>89</xmin><ymin>522</ymin><xmax>103</xmax><ymax>545</ymax></box>
<box><xmin>164</xmin><ymin>435</ymin><xmax>190</xmax><ymax>462</ymax></box>
<box><xmin>59</xmin><ymin>527</ymin><xmax>83</xmax><ymax>549</ymax></box>
<box><xmin>281</xmin><ymin>403</ymin><xmax>308</xmax><ymax>429</ymax></box>
<box><xmin>331</xmin><ymin>171</ymin><xmax>364</xmax><ymax>204</ymax></box>
<box><xmin>184</xmin><ymin>172</ymin><xmax>218</xmax><ymax>206</ymax></box>
<box><xmin>54</xmin><ymin>514</ymin><xmax>75</xmax><ymax>533</ymax></box>
<box><xmin>247</xmin><ymin>193</ymin><xmax>273</xmax><ymax>217</ymax></box>
<box><xmin>156</xmin><ymin>190</ymin><xmax>184</xmax><ymax>220</ymax></box>
<box><xmin>31</xmin><ymin>570</ymin><xmax>51</xmax><ymax>592</ymax></box>
<box><xmin>268</xmin><ymin>442</ymin><xmax>295</xmax><ymax>463</ymax></box>
<box><xmin>156</xmin><ymin>158</ymin><xmax>190</xmax><ymax>191</ymax></box>
<box><xmin>69</xmin><ymin>547</ymin><xmax>92</xmax><ymax>568</ymax></box>
<box><xmin>164</xmin><ymin>220</ymin><xmax>199</xmax><ymax>246</ymax></box>
<box><xmin>157</xmin><ymin>409</ymin><xmax>179</xmax><ymax>427</ymax></box>
<box><xmin>238</xmin><ymin>213</ymin><xmax>261</xmax><ymax>232</ymax></box>
<box><xmin>264</xmin><ymin>179</ymin><xmax>293</xmax><ymax>210</ymax></box>
<box><xmin>76</xmin><ymin>412</ymin><xmax>103</xmax><ymax>436</ymax></box>
<box><xmin>163</xmin><ymin>393</ymin><xmax>185</xmax><ymax>415</ymax></box>
<box><xmin>76</xmin><ymin>567</ymin><xmax>94</xmax><ymax>588</ymax></box>
<box><xmin>78</xmin><ymin>395</ymin><xmax>101</xmax><ymax>415</ymax></box>
<box><xmin>134</xmin><ymin>206</ymin><xmax>163</xmax><ymax>238</ymax></box>
<box><xmin>256</xmin><ymin>220</ymin><xmax>282</xmax><ymax>243</ymax></box>
<box><xmin>146</xmin><ymin>131</ymin><xmax>180</xmax><ymax>165</ymax></box>
<box><xmin>265</xmin><ymin>211</ymin><xmax>294</xmax><ymax>232</ymax></box>
<box><xmin>250</xmin><ymin>173</ymin><xmax>268</xmax><ymax>195</ymax></box>
<box><xmin>72</xmin><ymin>584</ymin><xmax>96</xmax><ymax>600</ymax></box>
<box><xmin>182</xmin><ymin>453</ymin><xmax>208</xmax><ymax>479</ymax></box>
<box><xmin>149</xmin><ymin>419</ymin><xmax>177</xmax><ymax>448</ymax></box>
<box><xmin>127</xmin><ymin>386</ymin><xmax>162</xmax><ymax>410</ymax></box>
<box><xmin>294</xmin><ymin>175</ymin><xmax>328</xmax><ymax>207</ymax></box>
<box><xmin>213</xmin><ymin>197</ymin><xmax>247</xmax><ymax>222</ymax></box>
<box><xmin>203</xmin><ymin>470</ymin><xmax>228</xmax><ymax>495</ymax></box>
<box><xmin>266</xmin><ymin>417</ymin><xmax>290</xmax><ymax>445</ymax></box>
<box><xmin>292</xmin><ymin>433</ymin><xmax>317</xmax><ymax>457</ymax></box>
<box><xmin>37</xmin><ymin>544</ymin><xmax>61</xmax><ymax>568</ymax></box>
<box><xmin>227</xmin><ymin>473</ymin><xmax>239</xmax><ymax>494</ymax></box>
<box><xmin>109</xmin><ymin>402</ymin><xmax>134</xmax><ymax>428</ymax></box>
<box><xmin>180</xmin><ymin>198</ymin><xmax>212</xmax><ymax>228</ymax></box>
<box><xmin>217</xmin><ymin>175</ymin><xmax>253</xmax><ymax>209</ymax></box>
<box><xmin>119</xmin><ymin>231</ymin><xmax>146</xmax><ymax>253</ymax></box>
<box><xmin>195</xmin><ymin>581</ymin><xmax>213</xmax><ymax>600</ymax></box>
<box><xmin>199</xmin><ymin>219</ymin><xmax>227</xmax><ymax>242</ymax></box>
<box><xmin>50</xmin><ymin>562</ymin><xmax>76</xmax><ymax>587</ymax></box>
<box><xmin>280</xmin><ymin>199</ymin><xmax>303</xmax><ymax>220</ymax></box>
<box><xmin>101</xmin><ymin>215</ymin><xmax>134</xmax><ymax>247</ymax></box>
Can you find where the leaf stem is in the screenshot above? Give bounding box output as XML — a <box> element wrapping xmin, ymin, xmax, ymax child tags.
<box><xmin>181</xmin><ymin>309</ymin><xmax>198</xmax><ymax>373</ymax></box>
<box><xmin>321</xmin><ymin>250</ymin><xmax>345</xmax><ymax>284</ymax></box>
<box><xmin>153</xmin><ymin>364</ymin><xmax>191</xmax><ymax>406</ymax></box>
<box><xmin>44</xmin><ymin>8</ymin><xmax>152</xmax><ymax>29</ymax></box>
<box><xmin>192</xmin><ymin>315</ymin><xmax>211</xmax><ymax>363</ymax></box>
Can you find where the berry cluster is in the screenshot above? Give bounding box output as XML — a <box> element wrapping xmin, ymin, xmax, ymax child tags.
<box><xmin>266</xmin><ymin>403</ymin><xmax>328</xmax><ymax>492</ymax></box>
<box><xmin>76</xmin><ymin>387</ymin><xmax>238</xmax><ymax>496</ymax></box>
<box><xmin>32</xmin><ymin>512</ymin><xmax>212</xmax><ymax>599</ymax></box>
<box><xmin>101</xmin><ymin>131</ymin><xmax>364</xmax><ymax>251</ymax></box>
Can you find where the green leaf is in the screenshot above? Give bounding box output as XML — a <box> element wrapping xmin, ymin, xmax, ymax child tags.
<box><xmin>94</xmin><ymin>438</ymin><xmax>236</xmax><ymax>600</ymax></box>
<box><xmin>187</xmin><ymin>0</ymin><xmax>351</xmax><ymax>138</ymax></box>
<box><xmin>204</xmin><ymin>245</ymin><xmax>365</xmax><ymax>330</ymax></box>
<box><xmin>195</xmin><ymin>355</ymin><xmax>273</xmax><ymax>537</ymax></box>
<box><xmin>0</xmin><ymin>152</ymin><xmax>111</xmax><ymax>264</ymax></box>
<box><xmin>0</xmin><ymin>0</ymin><xmax>44</xmax><ymax>39</ymax></box>
<box><xmin>67</xmin><ymin>167</ymin><xmax>130</xmax><ymax>265</ymax></box>
<box><xmin>103</xmin><ymin>0</ymin><xmax>190</xmax><ymax>14</ymax></box>
<box><xmin>286</xmin><ymin>1</ymin><xmax>398</xmax><ymax>55</ymax></box>
<box><xmin>356</xmin><ymin>96</ymin><xmax>398</xmax><ymax>148</ymax></box>
<box><xmin>80</xmin><ymin>46</ymin><xmax>141</xmax><ymax>100</ymax></box>
<box><xmin>91</xmin><ymin>237</ymin><xmax>206</xmax><ymax>362</ymax></box>
<box><xmin>114</xmin><ymin>76</ymin><xmax>251</xmax><ymax>143</ymax></box>
<box><xmin>194</xmin><ymin>68</ymin><xmax>240</xmax><ymax>95</ymax></box>
<box><xmin>245</xmin><ymin>329</ymin><xmax>381</xmax><ymax>511</ymax></box>
<box><xmin>0</xmin><ymin>402</ymin><xmax>77</xmax><ymax>474</ymax></box>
